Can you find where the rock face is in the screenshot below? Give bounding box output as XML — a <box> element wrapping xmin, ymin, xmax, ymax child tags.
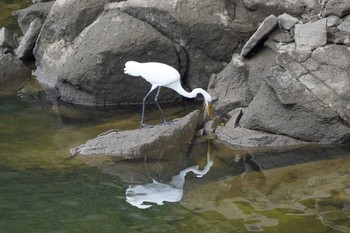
<box><xmin>209</xmin><ymin>10</ymin><xmax>350</xmax><ymax>146</ymax></box>
<box><xmin>70</xmin><ymin>110</ymin><xmax>200</xmax><ymax>157</ymax></box>
<box><xmin>32</xmin><ymin>0</ymin><xmax>300</xmax><ymax>106</ymax></box>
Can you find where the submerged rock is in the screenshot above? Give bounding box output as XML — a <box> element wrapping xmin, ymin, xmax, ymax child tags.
<box><xmin>0</xmin><ymin>54</ymin><xmax>31</xmax><ymax>92</ymax></box>
<box><xmin>216</xmin><ymin>126</ymin><xmax>310</xmax><ymax>147</ymax></box>
<box><xmin>70</xmin><ymin>110</ymin><xmax>200</xmax><ymax>157</ymax></box>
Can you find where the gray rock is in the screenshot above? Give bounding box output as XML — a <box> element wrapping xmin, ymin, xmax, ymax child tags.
<box><xmin>12</xmin><ymin>1</ymin><xmax>54</xmax><ymax>35</ymax></box>
<box><xmin>240</xmin><ymin>74</ymin><xmax>350</xmax><ymax>144</ymax></box>
<box><xmin>244</xmin><ymin>46</ymin><xmax>277</xmax><ymax>95</ymax></box>
<box><xmin>326</xmin><ymin>15</ymin><xmax>342</xmax><ymax>27</ymax></box>
<box><xmin>322</xmin><ymin>0</ymin><xmax>350</xmax><ymax>17</ymax></box>
<box><xmin>216</xmin><ymin>126</ymin><xmax>309</xmax><ymax>147</ymax></box>
<box><xmin>33</xmin><ymin>0</ymin><xmax>115</xmax><ymax>87</ymax></box>
<box><xmin>0</xmin><ymin>54</ymin><xmax>31</xmax><ymax>91</ymax></box>
<box><xmin>0</xmin><ymin>27</ymin><xmax>18</xmax><ymax>51</ymax></box>
<box><xmin>15</xmin><ymin>18</ymin><xmax>42</xmax><ymax>60</ymax></box>
<box><xmin>270</xmin><ymin>29</ymin><xmax>294</xmax><ymax>43</ymax></box>
<box><xmin>241</xmin><ymin>15</ymin><xmax>278</xmax><ymax>57</ymax></box>
<box><xmin>294</xmin><ymin>19</ymin><xmax>327</xmax><ymax>51</ymax></box>
<box><xmin>208</xmin><ymin>54</ymin><xmax>252</xmax><ymax>115</ymax></box>
<box><xmin>70</xmin><ymin>110</ymin><xmax>200</xmax><ymax>157</ymax></box>
<box><xmin>226</xmin><ymin>108</ymin><xmax>245</xmax><ymax>128</ymax></box>
<box><xmin>56</xmin><ymin>8</ymin><xmax>183</xmax><ymax>106</ymax></box>
<box><xmin>277</xmin><ymin>13</ymin><xmax>299</xmax><ymax>30</ymax></box>
<box><xmin>337</xmin><ymin>15</ymin><xmax>350</xmax><ymax>33</ymax></box>
<box><xmin>276</xmin><ymin>52</ymin><xmax>308</xmax><ymax>78</ymax></box>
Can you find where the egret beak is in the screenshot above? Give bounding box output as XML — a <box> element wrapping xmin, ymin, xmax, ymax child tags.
<box><xmin>206</xmin><ymin>102</ymin><xmax>211</xmax><ymax>117</ymax></box>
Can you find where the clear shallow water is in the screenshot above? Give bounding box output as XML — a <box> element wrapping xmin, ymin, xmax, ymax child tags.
<box><xmin>1</xmin><ymin>78</ymin><xmax>350</xmax><ymax>233</ymax></box>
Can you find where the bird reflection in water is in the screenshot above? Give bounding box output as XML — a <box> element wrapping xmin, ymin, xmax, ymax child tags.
<box><xmin>126</xmin><ymin>141</ymin><xmax>213</xmax><ymax>209</ymax></box>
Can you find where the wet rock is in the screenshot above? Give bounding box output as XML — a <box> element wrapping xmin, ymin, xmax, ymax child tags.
<box><xmin>294</xmin><ymin>19</ymin><xmax>327</xmax><ymax>51</ymax></box>
<box><xmin>12</xmin><ymin>1</ymin><xmax>54</xmax><ymax>35</ymax></box>
<box><xmin>277</xmin><ymin>13</ymin><xmax>299</xmax><ymax>30</ymax></box>
<box><xmin>0</xmin><ymin>54</ymin><xmax>31</xmax><ymax>91</ymax></box>
<box><xmin>208</xmin><ymin>54</ymin><xmax>252</xmax><ymax>115</ymax></box>
<box><xmin>216</xmin><ymin>126</ymin><xmax>309</xmax><ymax>147</ymax></box>
<box><xmin>322</xmin><ymin>0</ymin><xmax>350</xmax><ymax>17</ymax></box>
<box><xmin>0</xmin><ymin>27</ymin><xmax>18</xmax><ymax>52</ymax></box>
<box><xmin>15</xmin><ymin>18</ymin><xmax>42</xmax><ymax>60</ymax></box>
<box><xmin>70</xmin><ymin>110</ymin><xmax>200</xmax><ymax>157</ymax></box>
<box><xmin>241</xmin><ymin>15</ymin><xmax>278</xmax><ymax>57</ymax></box>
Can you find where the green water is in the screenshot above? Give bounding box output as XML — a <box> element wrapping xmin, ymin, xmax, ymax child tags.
<box><xmin>1</xmin><ymin>1</ymin><xmax>350</xmax><ymax>232</ymax></box>
<box><xmin>1</xmin><ymin>78</ymin><xmax>350</xmax><ymax>233</ymax></box>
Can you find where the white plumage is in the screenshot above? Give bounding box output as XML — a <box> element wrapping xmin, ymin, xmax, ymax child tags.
<box><xmin>124</xmin><ymin>61</ymin><xmax>212</xmax><ymax>127</ymax></box>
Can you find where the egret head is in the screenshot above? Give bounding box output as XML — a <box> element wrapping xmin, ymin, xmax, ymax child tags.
<box><xmin>124</xmin><ymin>61</ymin><xmax>141</xmax><ymax>77</ymax></box>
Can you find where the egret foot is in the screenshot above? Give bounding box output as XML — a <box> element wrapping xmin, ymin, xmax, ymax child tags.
<box><xmin>140</xmin><ymin>124</ymin><xmax>155</xmax><ymax>129</ymax></box>
<box><xmin>160</xmin><ymin>120</ymin><xmax>178</xmax><ymax>126</ymax></box>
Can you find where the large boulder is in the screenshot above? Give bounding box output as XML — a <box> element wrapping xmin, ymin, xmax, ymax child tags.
<box><xmin>56</xmin><ymin>7</ymin><xmax>184</xmax><ymax>106</ymax></box>
<box><xmin>70</xmin><ymin>110</ymin><xmax>200</xmax><ymax>157</ymax></box>
<box><xmin>33</xmin><ymin>0</ymin><xmax>115</xmax><ymax>86</ymax></box>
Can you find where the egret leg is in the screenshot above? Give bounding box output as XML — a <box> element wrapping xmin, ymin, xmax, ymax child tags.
<box><xmin>141</xmin><ymin>87</ymin><xmax>156</xmax><ymax>128</ymax></box>
<box><xmin>155</xmin><ymin>87</ymin><xmax>167</xmax><ymax>124</ymax></box>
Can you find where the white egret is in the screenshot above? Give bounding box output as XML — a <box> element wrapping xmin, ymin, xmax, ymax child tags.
<box><xmin>124</xmin><ymin>61</ymin><xmax>212</xmax><ymax>127</ymax></box>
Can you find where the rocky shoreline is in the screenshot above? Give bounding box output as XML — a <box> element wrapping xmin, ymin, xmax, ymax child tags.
<box><xmin>1</xmin><ymin>0</ymin><xmax>349</xmax><ymax>153</ymax></box>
